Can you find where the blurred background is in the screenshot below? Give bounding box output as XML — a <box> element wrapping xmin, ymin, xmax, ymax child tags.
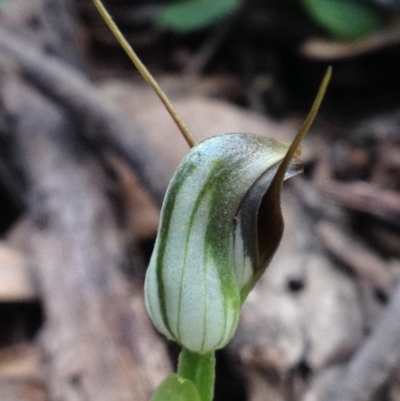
<box><xmin>0</xmin><ymin>0</ymin><xmax>400</xmax><ymax>400</ymax></box>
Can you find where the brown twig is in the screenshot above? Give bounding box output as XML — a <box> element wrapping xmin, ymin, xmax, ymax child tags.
<box><xmin>300</xmin><ymin>23</ymin><xmax>400</xmax><ymax>60</ymax></box>
<box><xmin>317</xmin><ymin>221</ymin><xmax>394</xmax><ymax>297</ymax></box>
<box><xmin>316</xmin><ymin>178</ymin><xmax>400</xmax><ymax>226</ymax></box>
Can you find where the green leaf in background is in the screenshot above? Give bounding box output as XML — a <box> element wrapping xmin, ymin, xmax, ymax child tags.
<box><xmin>150</xmin><ymin>374</ymin><xmax>202</xmax><ymax>401</ymax></box>
<box><xmin>157</xmin><ymin>0</ymin><xmax>241</xmax><ymax>32</ymax></box>
<box><xmin>0</xmin><ymin>0</ymin><xmax>17</xmax><ymax>15</ymax></box>
<box><xmin>302</xmin><ymin>0</ymin><xmax>387</xmax><ymax>40</ymax></box>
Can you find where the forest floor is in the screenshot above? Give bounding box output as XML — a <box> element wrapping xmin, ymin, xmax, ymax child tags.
<box><xmin>0</xmin><ymin>1</ymin><xmax>400</xmax><ymax>401</ymax></box>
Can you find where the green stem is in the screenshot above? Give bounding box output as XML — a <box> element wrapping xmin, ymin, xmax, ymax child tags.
<box><xmin>178</xmin><ymin>348</ymin><xmax>216</xmax><ymax>401</ymax></box>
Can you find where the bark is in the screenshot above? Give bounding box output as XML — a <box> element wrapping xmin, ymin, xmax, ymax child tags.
<box><xmin>2</xmin><ymin>75</ymin><xmax>171</xmax><ymax>401</ymax></box>
<box><xmin>0</xmin><ymin>25</ymin><xmax>170</xmax><ymax>206</ymax></box>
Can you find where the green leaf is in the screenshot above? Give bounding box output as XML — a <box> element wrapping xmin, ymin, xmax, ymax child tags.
<box><xmin>150</xmin><ymin>374</ymin><xmax>202</xmax><ymax>401</ymax></box>
<box><xmin>157</xmin><ymin>0</ymin><xmax>241</xmax><ymax>32</ymax></box>
<box><xmin>302</xmin><ymin>0</ymin><xmax>386</xmax><ymax>40</ymax></box>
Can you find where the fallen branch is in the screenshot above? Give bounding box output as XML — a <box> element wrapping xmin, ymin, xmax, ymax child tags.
<box><xmin>0</xmin><ymin>25</ymin><xmax>171</xmax><ymax>205</ymax></box>
<box><xmin>317</xmin><ymin>180</ymin><xmax>400</xmax><ymax>226</ymax></box>
<box><xmin>3</xmin><ymin>75</ymin><xmax>172</xmax><ymax>401</ymax></box>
